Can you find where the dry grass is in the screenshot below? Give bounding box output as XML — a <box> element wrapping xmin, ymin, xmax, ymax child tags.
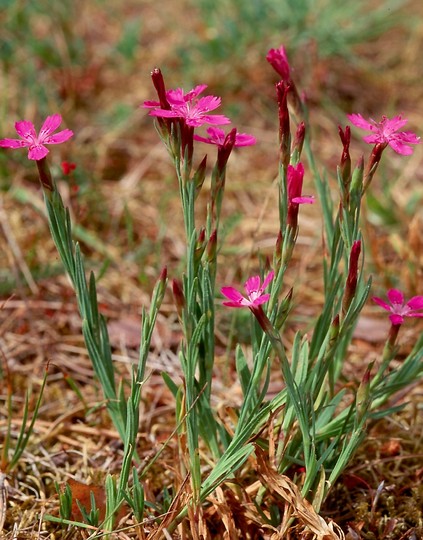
<box><xmin>1</xmin><ymin>0</ymin><xmax>423</xmax><ymax>537</ymax></box>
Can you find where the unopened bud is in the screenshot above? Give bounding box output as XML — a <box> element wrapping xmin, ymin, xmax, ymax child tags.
<box><xmin>349</xmin><ymin>156</ymin><xmax>364</xmax><ymax>212</ymax></box>
<box><xmin>172</xmin><ymin>278</ymin><xmax>185</xmax><ymax>319</ymax></box>
<box><xmin>36</xmin><ymin>157</ymin><xmax>54</xmax><ymax>191</ymax></box>
<box><xmin>151</xmin><ymin>68</ymin><xmax>170</xmax><ymax>110</ymax></box>
<box><xmin>276</xmin><ymin>81</ymin><xmax>291</xmax><ymax>171</ymax></box>
<box><xmin>338</xmin><ymin>125</ymin><xmax>351</xmax><ymax>190</ymax></box>
<box><xmin>275</xmin><ymin>287</ymin><xmax>293</xmax><ymax>330</ymax></box>
<box><xmin>217</xmin><ymin>128</ymin><xmax>237</xmax><ymax>171</ymax></box>
<box><xmin>342</xmin><ymin>240</ymin><xmax>361</xmax><ymax>318</ymax></box>
<box><xmin>194</xmin><ymin>155</ymin><xmax>207</xmax><ymax>196</ymax></box>
<box><xmin>363</xmin><ymin>142</ymin><xmax>387</xmax><ymax>193</ymax></box>
<box><xmin>356</xmin><ymin>361</ymin><xmax>374</xmax><ymax>423</ymax></box>
<box><xmin>291</xmin><ymin>121</ymin><xmax>305</xmax><ymax>161</ymax></box>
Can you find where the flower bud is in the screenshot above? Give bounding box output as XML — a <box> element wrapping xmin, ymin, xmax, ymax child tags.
<box><xmin>342</xmin><ymin>240</ymin><xmax>361</xmax><ymax>318</ymax></box>
<box><xmin>172</xmin><ymin>278</ymin><xmax>185</xmax><ymax>320</ymax></box>
<box><xmin>276</xmin><ymin>81</ymin><xmax>291</xmax><ymax>171</ymax></box>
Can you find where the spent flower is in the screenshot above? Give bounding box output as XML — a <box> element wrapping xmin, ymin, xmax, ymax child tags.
<box><xmin>373</xmin><ymin>289</ymin><xmax>423</xmax><ymax>326</ymax></box>
<box><xmin>347</xmin><ymin>114</ymin><xmax>420</xmax><ymax>156</ymax></box>
<box><xmin>0</xmin><ymin>114</ymin><xmax>73</xmax><ymax>161</ymax></box>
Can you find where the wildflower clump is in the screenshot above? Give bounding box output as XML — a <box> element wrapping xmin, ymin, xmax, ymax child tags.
<box><xmin>0</xmin><ymin>41</ymin><xmax>422</xmax><ymax>540</ymax></box>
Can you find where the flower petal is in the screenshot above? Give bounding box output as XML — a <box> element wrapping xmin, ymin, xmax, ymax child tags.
<box><xmin>143</xmin><ymin>99</ymin><xmax>161</xmax><ymax>108</ymax></box>
<box><xmin>292</xmin><ymin>196</ymin><xmax>315</xmax><ymax>204</ymax></box>
<box><xmin>406</xmin><ymin>296</ymin><xmax>423</xmax><ymax>310</ymax></box>
<box><xmin>362</xmin><ymin>134</ymin><xmax>381</xmax><ymax>144</ymax></box>
<box><xmin>39</xmin><ymin>114</ymin><xmax>62</xmax><ymax>141</ymax></box>
<box><xmin>221</xmin><ymin>287</ymin><xmax>245</xmax><ymax>304</ymax></box>
<box><xmin>28</xmin><ymin>145</ymin><xmax>49</xmax><ymax>160</ymax></box>
<box><xmin>195</xmin><ymin>96</ymin><xmax>223</xmax><ymax>113</ymax></box>
<box><xmin>234</xmin><ymin>133</ymin><xmax>256</xmax><ymax>147</ymax></box>
<box><xmin>261</xmin><ymin>271</ymin><xmax>275</xmax><ymax>291</ymax></box>
<box><xmin>252</xmin><ymin>293</ymin><xmax>270</xmax><ymax>305</ymax></box>
<box><xmin>44</xmin><ymin>129</ymin><xmax>73</xmax><ymax>144</ymax></box>
<box><xmin>15</xmin><ymin>120</ymin><xmax>37</xmax><ymax>142</ymax></box>
<box><xmin>387</xmin><ymin>289</ymin><xmax>404</xmax><ymax>305</ymax></box>
<box><xmin>245</xmin><ymin>275</ymin><xmax>261</xmax><ymax>296</ymax></box>
<box><xmin>347</xmin><ymin>114</ymin><xmax>374</xmax><ymax>131</ymax></box>
<box><xmin>372</xmin><ymin>296</ymin><xmax>391</xmax><ymax>311</ymax></box>
<box><xmin>222</xmin><ymin>301</ymin><xmax>245</xmax><ymax>308</ymax></box>
<box><xmin>193</xmin><ymin>134</ymin><xmax>215</xmax><ymax>145</ymax></box>
<box><xmin>384</xmin><ymin>115</ymin><xmax>408</xmax><ymax>131</ymax></box>
<box><xmin>0</xmin><ymin>138</ymin><xmax>29</xmax><ymax>149</ymax></box>
<box><xmin>388</xmin><ymin>139</ymin><xmax>413</xmax><ymax>155</ymax></box>
<box><xmin>186</xmin><ymin>114</ymin><xmax>231</xmax><ymax>127</ymax></box>
<box><xmin>397</xmin><ymin>131</ymin><xmax>420</xmax><ymax>144</ymax></box>
<box><xmin>149</xmin><ymin>109</ymin><xmax>180</xmax><ymax>118</ymax></box>
<box><xmin>389</xmin><ymin>314</ymin><xmax>404</xmax><ymax>325</ymax></box>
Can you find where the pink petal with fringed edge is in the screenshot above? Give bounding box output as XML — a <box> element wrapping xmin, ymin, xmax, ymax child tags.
<box><xmin>235</xmin><ymin>133</ymin><xmax>256</xmax><ymax>146</ymax></box>
<box><xmin>407</xmin><ymin>296</ymin><xmax>423</xmax><ymax>310</ymax></box>
<box><xmin>385</xmin><ymin>116</ymin><xmax>408</xmax><ymax>131</ymax></box>
<box><xmin>347</xmin><ymin>114</ymin><xmax>374</xmax><ymax>131</ymax></box>
<box><xmin>388</xmin><ymin>139</ymin><xmax>413</xmax><ymax>155</ymax></box>
<box><xmin>221</xmin><ymin>287</ymin><xmax>246</xmax><ymax>304</ymax></box>
<box><xmin>261</xmin><ymin>271</ymin><xmax>275</xmax><ymax>291</ymax></box>
<box><xmin>362</xmin><ymin>134</ymin><xmax>380</xmax><ymax>144</ymax></box>
<box><xmin>245</xmin><ymin>275</ymin><xmax>261</xmax><ymax>296</ymax></box>
<box><xmin>292</xmin><ymin>196</ymin><xmax>315</xmax><ymax>204</ymax></box>
<box><xmin>39</xmin><ymin>114</ymin><xmax>62</xmax><ymax>140</ymax></box>
<box><xmin>372</xmin><ymin>296</ymin><xmax>391</xmax><ymax>311</ymax></box>
<box><xmin>387</xmin><ymin>289</ymin><xmax>404</xmax><ymax>305</ymax></box>
<box><xmin>389</xmin><ymin>314</ymin><xmax>404</xmax><ymax>325</ymax></box>
<box><xmin>0</xmin><ymin>138</ymin><xmax>28</xmax><ymax>148</ymax></box>
<box><xmin>252</xmin><ymin>293</ymin><xmax>270</xmax><ymax>305</ymax></box>
<box><xmin>28</xmin><ymin>145</ymin><xmax>49</xmax><ymax>160</ymax></box>
<box><xmin>185</xmin><ymin>114</ymin><xmax>230</xmax><ymax>127</ymax></box>
<box><xmin>15</xmin><ymin>120</ymin><xmax>37</xmax><ymax>141</ymax></box>
<box><xmin>44</xmin><ymin>129</ymin><xmax>73</xmax><ymax>144</ymax></box>
<box><xmin>143</xmin><ymin>100</ymin><xmax>160</xmax><ymax>108</ymax></box>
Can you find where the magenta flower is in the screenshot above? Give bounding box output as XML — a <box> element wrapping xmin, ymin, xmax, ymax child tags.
<box><xmin>347</xmin><ymin>114</ymin><xmax>420</xmax><ymax>156</ymax></box>
<box><xmin>266</xmin><ymin>46</ymin><xmax>291</xmax><ymax>81</ymax></box>
<box><xmin>373</xmin><ymin>289</ymin><xmax>423</xmax><ymax>325</ymax></box>
<box><xmin>287</xmin><ymin>163</ymin><xmax>314</xmax><ymax>205</ymax></box>
<box><xmin>0</xmin><ymin>114</ymin><xmax>73</xmax><ymax>161</ymax></box>
<box><xmin>221</xmin><ymin>271</ymin><xmax>274</xmax><ymax>310</ymax></box>
<box><xmin>144</xmin><ymin>84</ymin><xmax>230</xmax><ymax>128</ymax></box>
<box><xmin>194</xmin><ymin>127</ymin><xmax>256</xmax><ymax>147</ymax></box>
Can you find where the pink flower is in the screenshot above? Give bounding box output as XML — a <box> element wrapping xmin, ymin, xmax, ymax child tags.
<box><xmin>347</xmin><ymin>114</ymin><xmax>420</xmax><ymax>156</ymax></box>
<box><xmin>373</xmin><ymin>289</ymin><xmax>423</xmax><ymax>325</ymax></box>
<box><xmin>266</xmin><ymin>46</ymin><xmax>291</xmax><ymax>80</ymax></box>
<box><xmin>144</xmin><ymin>85</ymin><xmax>230</xmax><ymax>128</ymax></box>
<box><xmin>194</xmin><ymin>127</ymin><xmax>256</xmax><ymax>147</ymax></box>
<box><xmin>287</xmin><ymin>163</ymin><xmax>314</xmax><ymax>205</ymax></box>
<box><xmin>221</xmin><ymin>271</ymin><xmax>274</xmax><ymax>311</ymax></box>
<box><xmin>0</xmin><ymin>114</ymin><xmax>73</xmax><ymax>161</ymax></box>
